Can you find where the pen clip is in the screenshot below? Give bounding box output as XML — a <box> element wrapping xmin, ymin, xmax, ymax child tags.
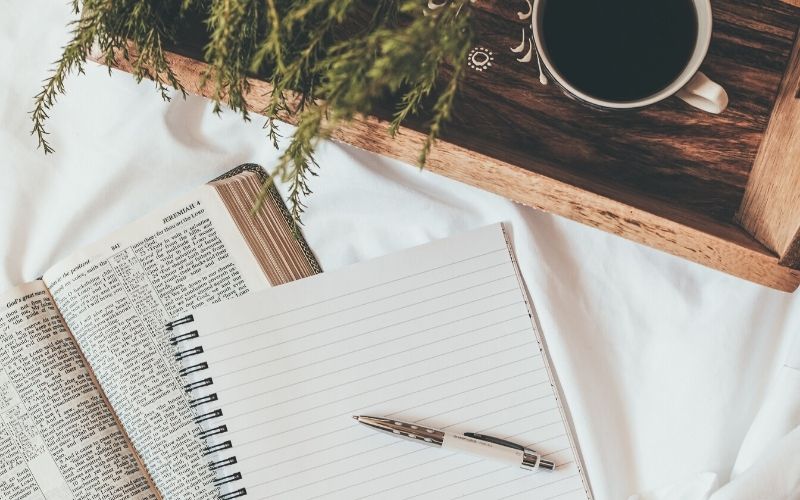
<box><xmin>463</xmin><ymin>432</ymin><xmax>524</xmax><ymax>450</ymax></box>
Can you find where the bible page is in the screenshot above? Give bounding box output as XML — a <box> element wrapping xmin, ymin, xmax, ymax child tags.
<box><xmin>0</xmin><ymin>281</ymin><xmax>155</xmax><ymax>499</ymax></box>
<box><xmin>43</xmin><ymin>185</ymin><xmax>271</xmax><ymax>499</ymax></box>
<box><xmin>181</xmin><ymin>223</ymin><xmax>592</xmax><ymax>499</ymax></box>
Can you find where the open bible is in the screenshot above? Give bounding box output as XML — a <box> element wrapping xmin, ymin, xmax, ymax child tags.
<box><xmin>0</xmin><ymin>165</ymin><xmax>319</xmax><ymax>499</ymax></box>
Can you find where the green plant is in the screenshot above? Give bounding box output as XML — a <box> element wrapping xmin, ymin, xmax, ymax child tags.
<box><xmin>32</xmin><ymin>0</ymin><xmax>475</xmax><ymax>224</ymax></box>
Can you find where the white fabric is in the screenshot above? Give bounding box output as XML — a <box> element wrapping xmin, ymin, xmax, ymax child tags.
<box><xmin>2</xmin><ymin>2</ymin><xmax>799</xmax><ymax>499</ymax></box>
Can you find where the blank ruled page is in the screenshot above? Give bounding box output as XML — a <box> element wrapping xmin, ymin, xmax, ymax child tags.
<box><xmin>183</xmin><ymin>224</ymin><xmax>591</xmax><ymax>499</ymax></box>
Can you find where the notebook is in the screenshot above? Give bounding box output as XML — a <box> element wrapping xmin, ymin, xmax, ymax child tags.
<box><xmin>169</xmin><ymin>223</ymin><xmax>593</xmax><ymax>499</ymax></box>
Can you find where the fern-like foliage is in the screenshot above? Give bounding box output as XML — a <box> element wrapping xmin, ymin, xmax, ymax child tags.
<box><xmin>32</xmin><ymin>0</ymin><xmax>475</xmax><ymax>224</ymax></box>
<box><xmin>32</xmin><ymin>1</ymin><xmax>192</xmax><ymax>152</ymax></box>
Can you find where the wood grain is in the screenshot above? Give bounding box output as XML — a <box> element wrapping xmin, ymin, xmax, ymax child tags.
<box><xmin>738</xmin><ymin>28</ymin><xmax>800</xmax><ymax>267</ymax></box>
<box><xmin>442</xmin><ymin>0</ymin><xmax>798</xmax><ymax>225</ymax></box>
<box><xmin>88</xmin><ymin>0</ymin><xmax>800</xmax><ymax>291</ymax></box>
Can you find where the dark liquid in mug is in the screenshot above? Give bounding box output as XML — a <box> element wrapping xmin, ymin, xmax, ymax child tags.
<box><xmin>541</xmin><ymin>0</ymin><xmax>698</xmax><ymax>102</ymax></box>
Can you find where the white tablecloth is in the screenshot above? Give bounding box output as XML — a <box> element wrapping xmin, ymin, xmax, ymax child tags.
<box><xmin>2</xmin><ymin>2</ymin><xmax>798</xmax><ymax>499</ymax></box>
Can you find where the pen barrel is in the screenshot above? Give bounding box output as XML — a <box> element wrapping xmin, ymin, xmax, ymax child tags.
<box><xmin>442</xmin><ymin>433</ymin><xmax>539</xmax><ymax>469</ymax></box>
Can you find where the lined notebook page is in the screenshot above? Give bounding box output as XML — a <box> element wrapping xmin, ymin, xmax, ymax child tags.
<box><xmin>182</xmin><ymin>224</ymin><xmax>591</xmax><ymax>499</ymax></box>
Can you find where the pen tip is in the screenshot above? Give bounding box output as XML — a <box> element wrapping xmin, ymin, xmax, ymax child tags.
<box><xmin>352</xmin><ymin>415</ymin><xmax>359</xmax><ymax>420</ymax></box>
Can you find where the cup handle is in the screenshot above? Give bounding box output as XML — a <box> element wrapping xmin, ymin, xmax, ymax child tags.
<box><xmin>675</xmin><ymin>71</ymin><xmax>729</xmax><ymax>114</ymax></box>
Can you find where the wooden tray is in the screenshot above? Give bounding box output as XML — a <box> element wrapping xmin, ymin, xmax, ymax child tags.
<box><xmin>94</xmin><ymin>0</ymin><xmax>800</xmax><ymax>291</ymax></box>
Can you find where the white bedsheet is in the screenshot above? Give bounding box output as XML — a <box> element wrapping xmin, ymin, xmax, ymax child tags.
<box><xmin>2</xmin><ymin>2</ymin><xmax>798</xmax><ymax>499</ymax></box>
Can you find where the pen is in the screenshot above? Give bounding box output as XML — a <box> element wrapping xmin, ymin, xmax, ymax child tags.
<box><xmin>353</xmin><ymin>415</ymin><xmax>555</xmax><ymax>471</ymax></box>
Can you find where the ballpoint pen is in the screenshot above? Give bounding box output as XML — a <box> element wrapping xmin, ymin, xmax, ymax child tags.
<box><xmin>353</xmin><ymin>415</ymin><xmax>555</xmax><ymax>471</ymax></box>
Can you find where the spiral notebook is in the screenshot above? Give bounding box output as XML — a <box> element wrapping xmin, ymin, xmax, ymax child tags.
<box><xmin>167</xmin><ymin>224</ymin><xmax>593</xmax><ymax>499</ymax></box>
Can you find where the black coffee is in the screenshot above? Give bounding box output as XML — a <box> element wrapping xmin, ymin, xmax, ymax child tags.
<box><xmin>540</xmin><ymin>0</ymin><xmax>697</xmax><ymax>102</ymax></box>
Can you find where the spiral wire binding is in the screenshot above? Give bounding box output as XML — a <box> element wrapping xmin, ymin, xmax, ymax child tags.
<box><xmin>166</xmin><ymin>315</ymin><xmax>247</xmax><ymax>500</ymax></box>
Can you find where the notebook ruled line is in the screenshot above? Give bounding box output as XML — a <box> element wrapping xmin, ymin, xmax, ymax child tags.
<box><xmin>212</xmin><ymin>316</ymin><xmax>525</xmax><ymax>394</ymax></box>
<box><xmin>213</xmin><ymin>304</ymin><xmax>526</xmax><ymax>384</ymax></box>
<box><xmin>355</xmin><ymin>458</ymin><xmax>486</xmax><ymax>500</ymax></box>
<box><xmin>420</xmin><ymin>387</ymin><xmax>553</xmax><ymax>423</ymax></box>
<box><xmin>209</xmin><ymin>279</ymin><xmax>520</xmax><ymax>366</ymax></box>
<box><xmin>298</xmin><ymin>423</ymin><xmax>572</xmax><ymax>500</ymax></box>
<box><xmin>212</xmin><ymin>299</ymin><xmax>525</xmax><ymax>381</ymax></box>
<box><xmin>237</xmin><ymin>409</ymin><xmax>566</xmax><ymax>475</ymax></box>
<box><xmin>231</xmin><ymin>388</ymin><xmax>568</xmax><ymax>470</ymax></box>
<box><xmin>221</xmin><ymin>333</ymin><xmax>535</xmax><ymax>419</ymax></box>
<box><xmin>233</xmin><ymin>371</ymin><xmax>548</xmax><ymax>463</ymax></box>
<box><xmin>202</xmin><ymin>247</ymin><xmax>509</xmax><ymax>339</ymax></box>
<box><xmin>496</xmin><ymin>474</ymin><xmax>581</xmax><ymax>499</ymax></box>
<box><xmin>402</xmin><ymin>463</ymin><xmax>511</xmax><ymax>500</ymax></box>
<box><xmin>223</xmin><ymin>354</ymin><xmax>536</xmax><ymax>440</ymax></box>
<box><xmin>544</xmin><ymin>486</ymin><xmax>586</xmax><ymax>499</ymax></box>
<box><xmin>391</xmin><ymin>368</ymin><xmax>547</xmax><ymax>417</ymax></box>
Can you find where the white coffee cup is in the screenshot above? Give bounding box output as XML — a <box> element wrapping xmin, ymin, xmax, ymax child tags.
<box><xmin>532</xmin><ymin>0</ymin><xmax>729</xmax><ymax>114</ymax></box>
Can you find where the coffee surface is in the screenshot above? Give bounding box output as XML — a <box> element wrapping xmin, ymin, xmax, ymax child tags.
<box><xmin>541</xmin><ymin>0</ymin><xmax>698</xmax><ymax>102</ymax></box>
